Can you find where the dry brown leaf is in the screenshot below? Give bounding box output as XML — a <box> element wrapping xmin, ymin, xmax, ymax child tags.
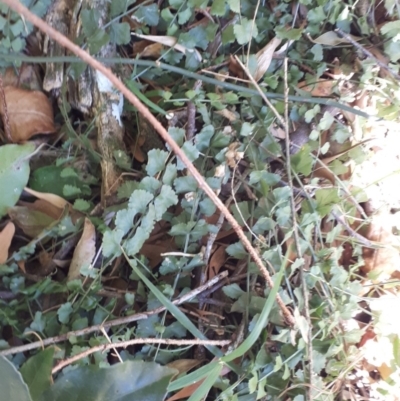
<box><xmin>8</xmin><ymin>205</ymin><xmax>55</xmax><ymax>238</ymax></box>
<box><xmin>253</xmin><ymin>37</ymin><xmax>282</xmax><ymax>81</ymax></box>
<box><xmin>0</xmin><ymin>222</ymin><xmax>15</xmax><ymax>264</ymax></box>
<box><xmin>0</xmin><ymin>86</ymin><xmax>55</xmax><ymax>143</ymax></box>
<box><xmin>67</xmin><ymin>218</ymin><xmax>96</xmax><ymax>281</ymax></box>
<box><xmin>2</xmin><ymin>66</ymin><xmax>42</xmax><ymax>90</ymax></box>
<box><xmin>167</xmin><ymin>359</ymin><xmax>203</xmax><ymax>375</ymax></box>
<box><xmin>298</xmin><ymin>79</ymin><xmax>336</xmax><ymax>97</ymax></box>
<box><xmin>132</xmin><ymin>34</ymin><xmax>202</xmax><ymax>62</ymax></box>
<box><xmin>24</xmin><ymin>187</ymin><xmax>68</xmax><ymax>209</ymax></box>
<box><xmin>19</xmin><ymin>200</ymin><xmax>63</xmax><ymax>221</ymax></box>
<box><xmin>208</xmin><ymin>245</ymin><xmax>227</xmax><ymax>278</ymax></box>
<box><xmin>140</xmin><ymin>42</ymin><xmax>164</xmax><ymax>58</ymax></box>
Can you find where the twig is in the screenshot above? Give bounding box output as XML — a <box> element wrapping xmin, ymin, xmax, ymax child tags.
<box><xmin>52</xmin><ymin>338</ymin><xmax>230</xmax><ymax>374</ymax></box>
<box><xmin>0</xmin><ymin>74</ymin><xmax>11</xmax><ymax>141</ymax></box>
<box><xmin>283</xmin><ymin>58</ymin><xmax>313</xmax><ymax>401</ymax></box>
<box><xmin>0</xmin><ymin>271</ymin><xmax>229</xmax><ymax>356</ymax></box>
<box><xmin>335</xmin><ymin>28</ymin><xmax>400</xmax><ymax>81</ymax></box>
<box><xmin>0</xmin><ymin>0</ymin><xmax>295</xmax><ymax>326</ymax></box>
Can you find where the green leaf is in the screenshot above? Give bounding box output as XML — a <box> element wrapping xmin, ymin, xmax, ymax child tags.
<box><xmin>318</xmin><ymin>111</ymin><xmax>335</xmax><ymax>130</ymax></box>
<box><xmin>102</xmin><ymin>229</ymin><xmax>124</xmax><ymax>258</ymax></box>
<box><xmin>0</xmin><ymin>143</ymin><xmax>34</xmax><ymax>218</ymax></box>
<box><xmin>146</xmin><ymin>149</ymin><xmax>168</xmax><ymax>176</ymax></box>
<box><xmin>178</xmin><ymin>7</ymin><xmax>192</xmax><ymax>25</ymax></box>
<box><xmin>154</xmin><ymin>185</ymin><xmax>178</xmax><ymax>219</ymax></box>
<box><xmin>20</xmin><ymin>348</ymin><xmax>54</xmax><ymax>401</ymax></box>
<box><xmin>226</xmin><ymin>241</ymin><xmax>247</xmax><ymax>259</ymax></box>
<box><xmin>115</xmin><ymin>208</ymin><xmax>135</xmax><ymax>235</ymax></box>
<box><xmin>110</xmin><ymin>22</ymin><xmax>131</xmax><ymax>45</ymax></box>
<box><xmin>177</xmin><ymin>142</ymin><xmax>199</xmax><ymax>170</ymax></box>
<box><xmin>315</xmin><ymin>188</ymin><xmax>340</xmax><ymax>217</ymax></box>
<box><xmin>275</xmin><ymin>27</ymin><xmax>303</xmax><ymax>40</ymax></box>
<box><xmin>290</xmin><ymin>145</ymin><xmax>313</xmax><ymax>175</ymax></box>
<box><xmin>134</xmin><ymin>4</ymin><xmax>159</xmax><ymax>26</ymax></box>
<box><xmin>240</xmin><ymin>122</ymin><xmax>254</xmax><ymax>137</ymax></box>
<box><xmin>227</xmin><ymin>0</ymin><xmax>240</xmax><ymax>13</ymax></box>
<box><xmin>234</xmin><ymin>18</ymin><xmax>258</xmax><ymax>45</ymax></box>
<box><xmin>57</xmin><ymin>302</ymin><xmax>73</xmax><ymax>324</ymax></box>
<box><xmin>39</xmin><ymin>361</ymin><xmax>177</xmax><ymax>401</ymax></box>
<box><xmin>211</xmin><ymin>0</ymin><xmax>226</xmax><ymax>16</ymax></box>
<box><xmin>73</xmin><ymin>199</ymin><xmax>91</xmax><ymax>212</ymax></box>
<box><xmin>128</xmin><ymin>189</ymin><xmax>155</xmax><ymax>215</ymax></box>
<box><xmin>81</xmin><ymin>9</ymin><xmax>99</xmax><ymax>37</ymax></box>
<box><xmin>174</xmin><ymin>176</ymin><xmax>197</xmax><ymax>193</ymax></box>
<box><xmin>223</xmin><ymin>283</ymin><xmax>245</xmax><ymax>299</ymax></box>
<box><xmin>0</xmin><ymin>356</ymin><xmax>32</xmax><ymax>401</ymax></box>
<box><xmin>124</xmin><ymin>226</ymin><xmax>152</xmax><ymax>256</ymax></box>
<box><xmin>110</xmin><ymin>0</ymin><xmax>136</xmax><ymax>17</ymax></box>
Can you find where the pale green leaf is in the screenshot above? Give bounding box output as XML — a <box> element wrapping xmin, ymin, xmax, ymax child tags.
<box><xmin>102</xmin><ymin>229</ymin><xmax>124</xmax><ymax>258</ymax></box>
<box><xmin>57</xmin><ymin>302</ymin><xmax>73</xmax><ymax>324</ymax></box>
<box><xmin>0</xmin><ymin>356</ymin><xmax>32</xmax><ymax>401</ymax></box>
<box><xmin>154</xmin><ymin>185</ymin><xmax>178</xmax><ymax>219</ymax></box>
<box><xmin>226</xmin><ymin>241</ymin><xmax>247</xmax><ymax>259</ymax></box>
<box><xmin>234</xmin><ymin>18</ymin><xmax>258</xmax><ymax>45</ymax></box>
<box><xmin>146</xmin><ymin>149</ymin><xmax>168</xmax><ymax>176</ymax></box>
<box><xmin>134</xmin><ymin>4</ymin><xmax>159</xmax><ymax>26</ymax></box>
<box><xmin>0</xmin><ymin>143</ymin><xmax>34</xmax><ymax>218</ymax></box>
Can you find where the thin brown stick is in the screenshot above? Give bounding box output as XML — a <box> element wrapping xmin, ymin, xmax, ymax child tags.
<box><xmin>0</xmin><ymin>74</ymin><xmax>11</xmax><ymax>141</ymax></box>
<box><xmin>52</xmin><ymin>338</ymin><xmax>230</xmax><ymax>374</ymax></box>
<box><xmin>0</xmin><ymin>271</ymin><xmax>229</xmax><ymax>356</ymax></box>
<box><xmin>2</xmin><ymin>0</ymin><xmax>294</xmax><ymax>326</ymax></box>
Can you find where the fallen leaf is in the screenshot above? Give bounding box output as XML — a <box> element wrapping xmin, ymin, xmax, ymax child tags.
<box><xmin>0</xmin><ymin>222</ymin><xmax>15</xmax><ymax>264</ymax></box>
<box><xmin>253</xmin><ymin>36</ymin><xmax>282</xmax><ymax>81</ymax></box>
<box><xmin>132</xmin><ymin>34</ymin><xmax>202</xmax><ymax>62</ymax></box>
<box><xmin>67</xmin><ymin>218</ymin><xmax>96</xmax><ymax>281</ymax></box>
<box><xmin>311</xmin><ymin>31</ymin><xmax>361</xmax><ymax>46</ymax></box>
<box><xmin>0</xmin><ymin>86</ymin><xmax>55</xmax><ymax>143</ymax></box>
<box><xmin>19</xmin><ymin>199</ymin><xmax>63</xmax><ymax>221</ymax></box>
<box><xmin>8</xmin><ymin>205</ymin><xmax>55</xmax><ymax>238</ymax></box>
<box><xmin>24</xmin><ymin>187</ymin><xmax>69</xmax><ymax>209</ymax></box>
<box><xmin>298</xmin><ymin>79</ymin><xmax>336</xmax><ymax>97</ymax></box>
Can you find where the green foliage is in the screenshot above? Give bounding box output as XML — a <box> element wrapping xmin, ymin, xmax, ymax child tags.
<box><xmin>0</xmin><ymin>0</ymin><xmax>51</xmax><ymax>68</ymax></box>
<box><xmin>0</xmin><ymin>356</ymin><xmax>32</xmax><ymax>401</ymax></box>
<box><xmin>0</xmin><ymin>143</ymin><xmax>35</xmax><ymax>217</ymax></box>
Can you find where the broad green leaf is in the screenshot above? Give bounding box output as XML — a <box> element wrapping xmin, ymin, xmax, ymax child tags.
<box><xmin>146</xmin><ymin>149</ymin><xmax>168</xmax><ymax>176</ymax></box>
<box><xmin>20</xmin><ymin>348</ymin><xmax>55</xmax><ymax>401</ymax></box>
<box><xmin>110</xmin><ymin>22</ymin><xmax>131</xmax><ymax>45</ymax></box>
<box><xmin>110</xmin><ymin>0</ymin><xmax>136</xmax><ymax>17</ymax></box>
<box><xmin>57</xmin><ymin>302</ymin><xmax>73</xmax><ymax>324</ymax></box>
<box><xmin>0</xmin><ymin>143</ymin><xmax>34</xmax><ymax>218</ymax></box>
<box><xmin>290</xmin><ymin>145</ymin><xmax>313</xmax><ymax>175</ymax></box>
<box><xmin>102</xmin><ymin>229</ymin><xmax>124</xmax><ymax>258</ymax></box>
<box><xmin>275</xmin><ymin>27</ymin><xmax>303</xmax><ymax>40</ymax></box>
<box><xmin>154</xmin><ymin>185</ymin><xmax>178</xmax><ymax>219</ymax></box>
<box><xmin>177</xmin><ymin>142</ymin><xmax>199</xmax><ymax>170</ymax></box>
<box><xmin>210</xmin><ymin>0</ymin><xmax>226</xmax><ymax>16</ymax></box>
<box><xmin>124</xmin><ymin>226</ymin><xmax>152</xmax><ymax>256</ymax></box>
<box><xmin>227</xmin><ymin>0</ymin><xmax>240</xmax><ymax>12</ymax></box>
<box><xmin>234</xmin><ymin>18</ymin><xmax>258</xmax><ymax>45</ymax></box>
<box><xmin>0</xmin><ymin>356</ymin><xmax>32</xmax><ymax>401</ymax></box>
<box><xmin>39</xmin><ymin>361</ymin><xmax>177</xmax><ymax>401</ymax></box>
<box><xmin>115</xmin><ymin>208</ymin><xmax>135</xmax><ymax>235</ymax></box>
<box><xmin>223</xmin><ymin>283</ymin><xmax>245</xmax><ymax>299</ymax></box>
<box><xmin>240</xmin><ymin>122</ymin><xmax>254</xmax><ymax>137</ymax></box>
<box><xmin>174</xmin><ymin>176</ymin><xmax>197</xmax><ymax>193</ymax></box>
<box><xmin>226</xmin><ymin>241</ymin><xmax>247</xmax><ymax>259</ymax></box>
<box><xmin>134</xmin><ymin>4</ymin><xmax>159</xmax><ymax>26</ymax></box>
<box><xmin>128</xmin><ymin>189</ymin><xmax>154</xmax><ymax>215</ymax></box>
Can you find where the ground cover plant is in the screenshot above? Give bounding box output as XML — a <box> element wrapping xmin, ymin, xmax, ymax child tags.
<box><xmin>0</xmin><ymin>0</ymin><xmax>400</xmax><ymax>400</ymax></box>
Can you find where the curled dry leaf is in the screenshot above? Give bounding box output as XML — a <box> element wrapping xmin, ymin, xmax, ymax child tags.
<box><xmin>310</xmin><ymin>31</ymin><xmax>361</xmax><ymax>46</ymax></box>
<box><xmin>0</xmin><ymin>221</ymin><xmax>15</xmax><ymax>264</ymax></box>
<box><xmin>253</xmin><ymin>36</ymin><xmax>282</xmax><ymax>81</ymax></box>
<box><xmin>24</xmin><ymin>187</ymin><xmax>68</xmax><ymax>209</ymax></box>
<box><xmin>0</xmin><ymin>86</ymin><xmax>55</xmax><ymax>143</ymax></box>
<box><xmin>67</xmin><ymin>217</ymin><xmax>96</xmax><ymax>281</ymax></box>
